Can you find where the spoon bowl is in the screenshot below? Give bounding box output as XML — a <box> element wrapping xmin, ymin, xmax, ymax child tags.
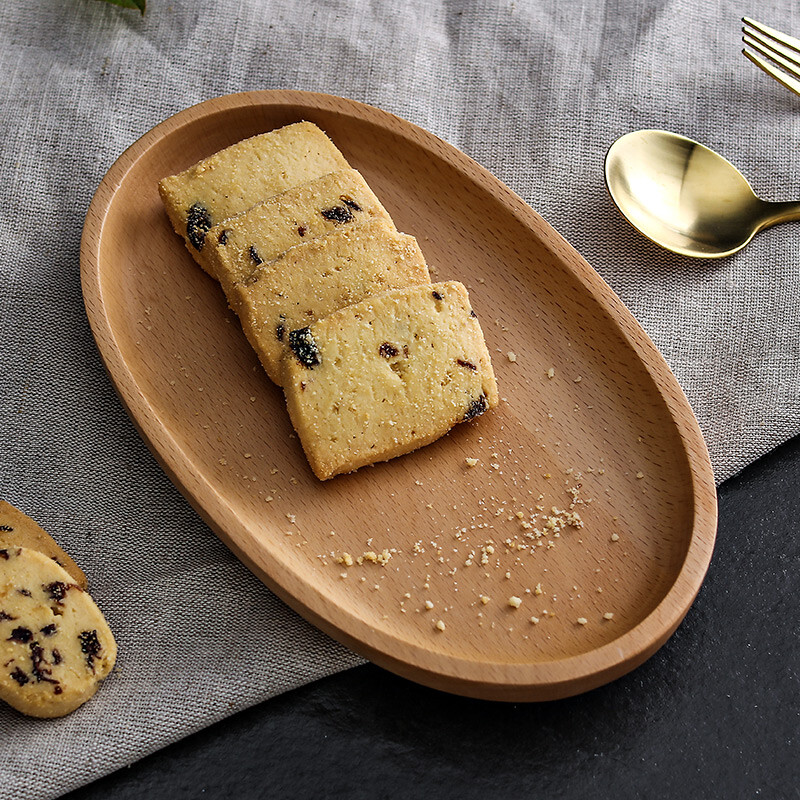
<box><xmin>605</xmin><ymin>129</ymin><xmax>800</xmax><ymax>258</ymax></box>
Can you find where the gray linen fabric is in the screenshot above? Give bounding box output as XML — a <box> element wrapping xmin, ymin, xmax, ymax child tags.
<box><xmin>1</xmin><ymin>0</ymin><xmax>799</xmax><ymax>797</ymax></box>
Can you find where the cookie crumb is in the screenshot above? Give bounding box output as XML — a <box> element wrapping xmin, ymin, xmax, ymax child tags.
<box><xmin>508</xmin><ymin>596</ymin><xmax>522</xmax><ymax>609</ymax></box>
<box><xmin>465</xmin><ymin>457</ymin><xmax>479</xmax><ymax>467</ymax></box>
<box><xmin>603</xmin><ymin>612</ymin><xmax>615</xmax><ymax>620</ymax></box>
<box><xmin>435</xmin><ymin>620</ymin><xmax>446</xmax><ymax>632</ymax></box>
<box><xmin>507</xmin><ymin>352</ymin><xmax>517</xmax><ymax>362</ymax></box>
<box><xmin>547</xmin><ymin>367</ymin><xmax>555</xmax><ymax>379</ymax></box>
<box><xmin>424</xmin><ymin>600</ymin><xmax>434</xmax><ymax>610</ymax></box>
<box><xmin>529</xmin><ymin>616</ymin><xmax>539</xmax><ymax>624</ymax></box>
<box><xmin>577</xmin><ymin>617</ymin><xmax>588</xmax><ymax>625</ymax></box>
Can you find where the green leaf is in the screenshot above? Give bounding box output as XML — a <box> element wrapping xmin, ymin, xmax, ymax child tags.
<box><xmin>97</xmin><ymin>0</ymin><xmax>146</xmax><ymax>15</ymax></box>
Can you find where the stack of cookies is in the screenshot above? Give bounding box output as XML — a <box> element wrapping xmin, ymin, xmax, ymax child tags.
<box><xmin>159</xmin><ymin>122</ymin><xmax>498</xmax><ymax>480</ymax></box>
<box><xmin>0</xmin><ymin>502</ymin><xmax>116</xmax><ymax>718</ymax></box>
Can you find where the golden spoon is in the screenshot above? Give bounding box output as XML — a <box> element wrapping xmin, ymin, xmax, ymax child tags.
<box><xmin>604</xmin><ymin>129</ymin><xmax>800</xmax><ymax>258</ymax></box>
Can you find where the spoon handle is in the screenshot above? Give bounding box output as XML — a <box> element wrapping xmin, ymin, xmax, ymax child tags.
<box><xmin>760</xmin><ymin>200</ymin><xmax>800</xmax><ymax>228</ymax></box>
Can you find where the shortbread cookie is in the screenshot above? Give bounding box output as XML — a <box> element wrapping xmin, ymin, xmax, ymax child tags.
<box><xmin>0</xmin><ymin>546</ymin><xmax>116</xmax><ymax>718</ymax></box>
<box><xmin>159</xmin><ymin>122</ymin><xmax>351</xmax><ymax>277</ymax></box>
<box><xmin>283</xmin><ymin>281</ymin><xmax>498</xmax><ymax>480</ymax></box>
<box><xmin>0</xmin><ymin>501</ymin><xmax>86</xmax><ymax>589</ymax></box>
<box><xmin>206</xmin><ymin>169</ymin><xmax>396</xmax><ymax>296</ymax></box>
<box><xmin>234</xmin><ymin>219</ymin><xmax>431</xmax><ymax>385</ymax></box>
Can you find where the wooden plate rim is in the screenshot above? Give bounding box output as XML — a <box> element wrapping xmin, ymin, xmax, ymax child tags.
<box><xmin>80</xmin><ymin>90</ymin><xmax>717</xmax><ymax>700</ymax></box>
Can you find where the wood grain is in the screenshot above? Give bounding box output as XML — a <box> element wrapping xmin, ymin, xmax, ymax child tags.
<box><xmin>80</xmin><ymin>91</ymin><xmax>717</xmax><ymax>701</ymax></box>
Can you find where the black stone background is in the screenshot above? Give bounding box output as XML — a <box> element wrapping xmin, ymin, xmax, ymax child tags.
<box><xmin>62</xmin><ymin>435</ymin><xmax>800</xmax><ymax>800</ymax></box>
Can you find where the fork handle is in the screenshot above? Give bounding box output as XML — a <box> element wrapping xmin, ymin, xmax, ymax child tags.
<box><xmin>759</xmin><ymin>200</ymin><xmax>800</xmax><ymax>229</ymax></box>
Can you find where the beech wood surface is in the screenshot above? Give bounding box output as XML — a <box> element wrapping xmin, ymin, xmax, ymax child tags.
<box><xmin>80</xmin><ymin>90</ymin><xmax>717</xmax><ymax>701</ymax></box>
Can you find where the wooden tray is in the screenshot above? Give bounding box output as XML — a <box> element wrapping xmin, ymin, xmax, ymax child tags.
<box><xmin>80</xmin><ymin>91</ymin><xmax>717</xmax><ymax>701</ymax></box>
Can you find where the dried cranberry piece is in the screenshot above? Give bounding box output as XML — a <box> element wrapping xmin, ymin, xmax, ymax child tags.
<box><xmin>463</xmin><ymin>393</ymin><xmax>488</xmax><ymax>421</ymax></box>
<box><xmin>45</xmin><ymin>582</ymin><xmax>68</xmax><ymax>602</ymax></box>
<box><xmin>186</xmin><ymin>203</ymin><xmax>212</xmax><ymax>251</ymax></box>
<box><xmin>10</xmin><ymin>667</ymin><xmax>28</xmax><ymax>686</ymax></box>
<box><xmin>288</xmin><ymin>328</ymin><xmax>321</xmax><ymax>368</ymax></box>
<box><xmin>8</xmin><ymin>627</ymin><xmax>32</xmax><ymax>643</ymax></box>
<box><xmin>249</xmin><ymin>246</ymin><xmax>263</xmax><ymax>265</ymax></box>
<box><xmin>30</xmin><ymin>642</ymin><xmax>51</xmax><ymax>682</ymax></box>
<box><xmin>79</xmin><ymin>630</ymin><xmax>102</xmax><ymax>671</ymax></box>
<box><xmin>321</xmin><ymin>205</ymin><xmax>353</xmax><ymax>224</ymax></box>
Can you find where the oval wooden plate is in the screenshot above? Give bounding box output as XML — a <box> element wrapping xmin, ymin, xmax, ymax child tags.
<box><xmin>81</xmin><ymin>91</ymin><xmax>717</xmax><ymax>701</ymax></box>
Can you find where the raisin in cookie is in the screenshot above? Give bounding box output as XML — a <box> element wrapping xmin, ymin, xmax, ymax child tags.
<box><xmin>0</xmin><ymin>546</ymin><xmax>116</xmax><ymax>718</ymax></box>
<box><xmin>0</xmin><ymin>501</ymin><xmax>86</xmax><ymax>589</ymax></box>
<box><xmin>283</xmin><ymin>281</ymin><xmax>498</xmax><ymax>480</ymax></box>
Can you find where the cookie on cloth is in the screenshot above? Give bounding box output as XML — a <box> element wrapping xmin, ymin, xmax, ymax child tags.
<box><xmin>0</xmin><ymin>501</ymin><xmax>87</xmax><ymax>589</ymax></box>
<box><xmin>0</xmin><ymin>546</ymin><xmax>116</xmax><ymax>718</ymax></box>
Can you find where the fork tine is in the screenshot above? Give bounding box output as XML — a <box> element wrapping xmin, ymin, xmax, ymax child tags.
<box><xmin>742</xmin><ymin>18</ymin><xmax>800</xmax><ymax>98</ymax></box>
<box><xmin>743</xmin><ymin>29</ymin><xmax>800</xmax><ymax>69</ymax></box>
<box><xmin>743</xmin><ymin>48</ymin><xmax>800</xmax><ymax>98</ymax></box>
<box><xmin>744</xmin><ymin>33</ymin><xmax>800</xmax><ymax>73</ymax></box>
<box><xmin>742</xmin><ymin>16</ymin><xmax>800</xmax><ymax>54</ymax></box>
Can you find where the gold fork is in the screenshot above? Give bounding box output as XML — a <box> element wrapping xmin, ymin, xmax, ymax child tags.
<box><xmin>742</xmin><ymin>17</ymin><xmax>800</xmax><ymax>97</ymax></box>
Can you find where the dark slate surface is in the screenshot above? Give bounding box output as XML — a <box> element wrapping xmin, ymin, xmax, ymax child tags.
<box><xmin>62</xmin><ymin>435</ymin><xmax>800</xmax><ymax>800</ymax></box>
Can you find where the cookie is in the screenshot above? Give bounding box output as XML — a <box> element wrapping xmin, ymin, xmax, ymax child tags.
<box><xmin>205</xmin><ymin>168</ymin><xmax>396</xmax><ymax>296</ymax></box>
<box><xmin>0</xmin><ymin>501</ymin><xmax>87</xmax><ymax>589</ymax></box>
<box><xmin>158</xmin><ymin>122</ymin><xmax>351</xmax><ymax>277</ymax></box>
<box><xmin>0</xmin><ymin>546</ymin><xmax>116</xmax><ymax>718</ymax></box>
<box><xmin>234</xmin><ymin>219</ymin><xmax>431</xmax><ymax>385</ymax></box>
<box><xmin>283</xmin><ymin>281</ymin><xmax>498</xmax><ymax>480</ymax></box>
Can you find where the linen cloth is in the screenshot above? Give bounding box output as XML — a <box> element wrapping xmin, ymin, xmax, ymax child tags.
<box><xmin>1</xmin><ymin>0</ymin><xmax>799</xmax><ymax>797</ymax></box>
